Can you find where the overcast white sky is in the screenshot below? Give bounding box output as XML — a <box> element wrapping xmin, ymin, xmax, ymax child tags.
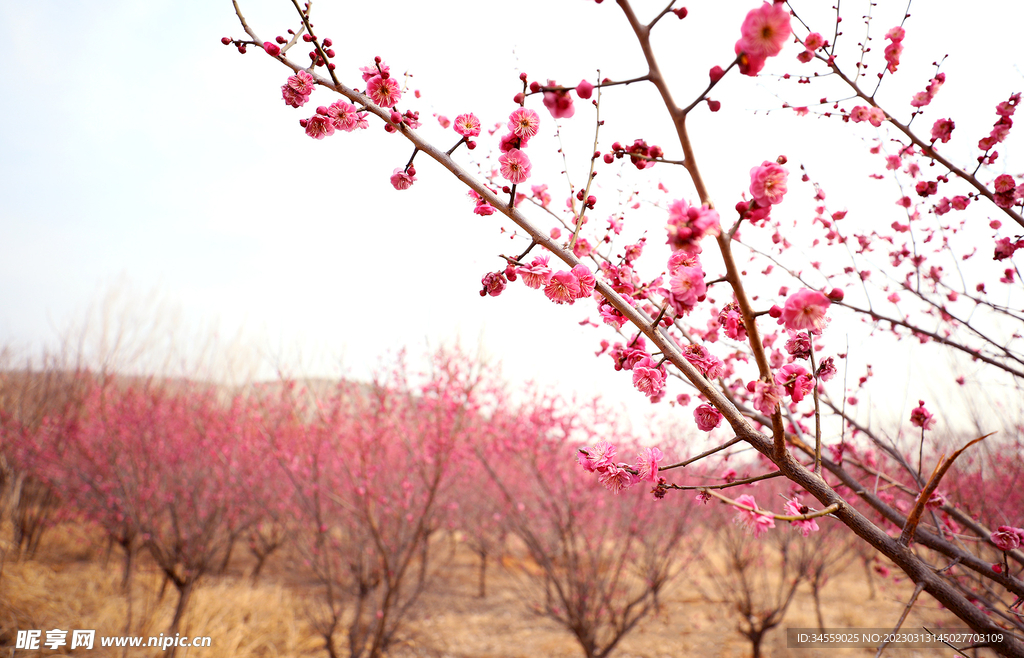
<box><xmin>1</xmin><ymin>0</ymin><xmax>1021</xmax><ymax>437</ymax></box>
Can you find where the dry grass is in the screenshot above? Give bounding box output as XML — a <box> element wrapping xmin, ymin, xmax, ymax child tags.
<box><xmin>0</xmin><ymin>523</ymin><xmax>999</xmax><ymax>658</ymax></box>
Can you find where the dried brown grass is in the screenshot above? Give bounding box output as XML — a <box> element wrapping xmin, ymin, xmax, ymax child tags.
<box><xmin>0</xmin><ymin>522</ymin><xmax>996</xmax><ymax>658</ymax></box>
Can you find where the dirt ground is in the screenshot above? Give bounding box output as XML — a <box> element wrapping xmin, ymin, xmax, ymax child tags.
<box><xmin>0</xmin><ymin>524</ymin><xmax>1001</xmax><ymax>658</ymax></box>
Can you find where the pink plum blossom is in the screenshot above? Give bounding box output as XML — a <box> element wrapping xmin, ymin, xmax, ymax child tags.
<box><xmin>304</xmin><ymin>114</ymin><xmax>334</xmax><ymax>139</ymax></box>
<box><xmin>817</xmin><ymin>356</ymin><xmax>837</xmax><ymax>382</ymax></box>
<box><xmin>931</xmin><ymin>118</ymin><xmax>955</xmax><ymax>143</ymax></box>
<box><xmin>735</xmin><ymin>2</ymin><xmax>792</xmax><ymax>76</ymax></box>
<box><xmin>666</xmin><ymin>199</ymin><xmax>721</xmax><ymax>251</ymax></box>
<box><xmin>545</xmin><ymin>270</ymin><xmax>581</xmax><ymax>304</ymax></box>
<box><xmin>681</xmin><ymin>344</ymin><xmax>725</xmax><ymax>378</ymax></box>
<box><xmin>542</xmin><ymin>81</ymin><xmax>575</xmax><ymax>119</ymax></box>
<box><xmin>599</xmin><ymin>464</ymin><xmax>638</xmax><ymax>494</ymax></box>
<box><xmin>669</xmin><ymin>265</ymin><xmax>707</xmax><ymax>307</ymax></box>
<box><xmin>991</xmin><ymin>526</ymin><xmax>1023</xmax><ymax>552</ymax></box>
<box><xmin>507</xmin><ymin>108</ymin><xmax>541</xmax><ymax>140</ymax></box>
<box><xmin>751</xmin><ymin>380</ymin><xmax>783</xmax><ymax>416</ymax></box>
<box><xmin>517</xmin><ymin>256</ymin><xmax>552</xmax><ymax>289</ymax></box>
<box><xmin>883</xmin><ymin>26</ymin><xmax>904</xmax><ymax>73</ymax></box>
<box><xmin>781</xmin><ymin>289</ymin><xmax>831</xmax><ymax>333</ymax></box>
<box><xmin>783</xmin><ymin>498</ymin><xmax>820</xmax><ymax>536</ymax></box>
<box><xmin>774</xmin><ymin>364</ymin><xmax>815</xmax><ymax>403</ymax></box>
<box><xmin>910</xmin><ymin>400</ymin><xmax>936</xmax><ymax>430</ymax></box>
<box><xmin>499</xmin><ymin>148</ymin><xmax>532</xmax><ymax>184</ymax></box>
<box><xmin>453</xmin><ymin>113</ymin><xmax>481</xmax><ymax>137</ymax></box>
<box><xmin>735</xmin><ymin>494</ymin><xmax>775</xmax><ymax>537</ymax></box>
<box><xmin>694</xmin><ymin>404</ymin><xmax>723</xmax><ymax>431</ymax></box>
<box><xmin>749</xmin><ymin>161</ymin><xmax>789</xmax><ymax>205</ymax></box>
<box><xmin>282</xmin><ymin>70</ymin><xmax>316</xmax><ymax>107</ymax></box>
<box><xmin>578</xmin><ymin>441</ymin><xmax>616</xmax><ymax>472</ymax></box>
<box><xmin>632</xmin><ymin>356</ymin><xmax>666</xmax><ymax>397</ymax></box>
<box><xmin>390</xmin><ymin>167</ymin><xmax>416</xmax><ymax>190</ymax></box>
<box><xmin>571</xmin><ymin>264</ymin><xmax>595</xmax><ymax>299</ymax></box>
<box><xmin>367</xmin><ymin>75</ymin><xmax>402</xmax><ymax>107</ymax></box>
<box><xmin>635</xmin><ymin>447</ymin><xmax>664</xmax><ymax>482</ymax></box>
<box><xmin>326</xmin><ymin>101</ymin><xmax>366</xmax><ymax>132</ymax></box>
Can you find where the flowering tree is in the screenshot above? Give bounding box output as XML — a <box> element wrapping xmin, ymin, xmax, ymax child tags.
<box><xmin>260</xmin><ymin>353</ymin><xmax>484</xmax><ymax>658</ymax></box>
<box><xmin>480</xmin><ymin>391</ymin><xmax>694</xmax><ymax>658</ymax></box>
<box><xmin>223</xmin><ymin>0</ymin><xmax>1023</xmax><ymax>653</ymax></box>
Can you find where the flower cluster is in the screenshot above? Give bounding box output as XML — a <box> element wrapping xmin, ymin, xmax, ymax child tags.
<box><xmin>282</xmin><ymin>70</ymin><xmax>315</xmax><ymax>108</ymax></box>
<box><xmin>496</xmin><ymin>107</ymin><xmax>540</xmax><ymax>184</ymax></box>
<box><xmin>734</xmin><ymin>1</ymin><xmax>792</xmax><ymax>76</ymax></box>
<box><xmin>542</xmin><ymin>264</ymin><xmax>595</xmax><ymax>305</ymax></box>
<box><xmin>883</xmin><ymin>26</ymin><xmax>905</xmax><ymax>73</ymax></box>
<box><xmin>606</xmin><ymin>139</ymin><xmax>663</xmax><ymax>170</ymax></box>
<box><xmin>910</xmin><ymin>73</ymin><xmax>945</xmax><ymax>109</ymax></box>
<box><xmin>532</xmin><ymin>79</ymin><xmax>575</xmax><ymax>119</ymax></box>
<box><xmin>578</xmin><ymin>442</ymin><xmax>664</xmax><ymax>494</ymax></box>
<box><xmin>979</xmin><ymin>92</ymin><xmax>1019</xmax><ymax>154</ymax></box>
<box><xmin>666</xmin><ymin>199</ymin><xmax>721</xmax><ymax>252</ymax></box>
<box><xmin>848</xmin><ymin>105</ymin><xmax>887</xmax><ymax>127</ymax></box>
<box><xmin>909</xmin><ymin>400</ymin><xmax>936</xmax><ymax>430</ymax></box>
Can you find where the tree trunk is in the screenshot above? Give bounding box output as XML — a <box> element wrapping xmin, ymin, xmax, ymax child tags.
<box><xmin>477</xmin><ymin>550</ymin><xmax>487</xmax><ymax>598</ymax></box>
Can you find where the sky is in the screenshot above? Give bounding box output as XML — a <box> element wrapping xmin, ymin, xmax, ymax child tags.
<box><xmin>1</xmin><ymin>0</ymin><xmax>1021</xmax><ymax>437</ymax></box>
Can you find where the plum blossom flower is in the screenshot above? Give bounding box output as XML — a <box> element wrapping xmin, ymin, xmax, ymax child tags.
<box><xmin>666</xmin><ymin>199</ymin><xmax>721</xmax><ymax>251</ymax></box>
<box><xmin>542</xmin><ymin>81</ymin><xmax>575</xmax><ymax>119</ymax></box>
<box><xmin>737</xmin><ymin>2</ymin><xmax>791</xmax><ymax>58</ymax></box>
<box><xmin>669</xmin><ymin>265</ymin><xmax>707</xmax><ymax>307</ymax></box>
<box><xmin>578</xmin><ymin>441</ymin><xmax>616</xmax><ymax>472</ymax></box>
<box><xmin>480</xmin><ymin>272</ymin><xmax>505</xmax><ymax>297</ymax></box>
<box><xmin>360</xmin><ymin>61</ymin><xmax>389</xmax><ymax>82</ymax></box>
<box><xmin>390</xmin><ymin>167</ymin><xmax>415</xmax><ymax>190</ymax></box>
<box><xmin>909</xmin><ymin>400</ymin><xmax>935</xmax><ymax>430</ymax></box>
<box><xmin>816</xmin><ymin>356</ymin><xmax>837</xmax><ymax>382</ymax></box>
<box><xmin>367</xmin><ymin>75</ymin><xmax>402</xmax><ymax>107</ymax></box>
<box><xmin>517</xmin><ymin>256</ymin><xmax>552</xmax><ymax>289</ymax></box>
<box><xmin>749</xmin><ymin>161</ymin><xmax>789</xmax><ymax>205</ymax></box>
<box><xmin>735</xmin><ymin>2</ymin><xmax>792</xmax><ymax>76</ymax></box>
<box><xmin>883</xmin><ymin>26</ymin><xmax>904</xmax><ymax>73</ymax></box>
<box><xmin>694</xmin><ymin>404</ymin><xmax>723</xmax><ymax>431</ymax></box>
<box><xmin>571</xmin><ymin>264</ymin><xmax>595</xmax><ymax>299</ymax></box>
<box><xmin>499</xmin><ymin>148</ymin><xmax>532</xmax><ymax>184</ymax></box>
<box><xmin>735</xmin><ymin>494</ymin><xmax>775</xmax><ymax>537</ymax></box>
<box><xmin>635</xmin><ymin>447</ymin><xmax>664</xmax><ymax>482</ymax></box>
<box><xmin>781</xmin><ymin>289</ymin><xmax>831</xmax><ymax>333</ymax></box>
<box><xmin>774</xmin><ymin>364</ymin><xmax>815</xmax><ymax>403</ymax></box>
<box><xmin>751</xmin><ymin>380</ymin><xmax>783</xmax><ymax>416</ymax></box>
<box><xmin>991</xmin><ymin>526</ymin><xmax>1023</xmax><ymax>552</ymax></box>
<box><xmin>544</xmin><ymin>270</ymin><xmax>581</xmax><ymax>304</ymax></box>
<box><xmin>453</xmin><ymin>113</ymin><xmax>481</xmax><ymax>137</ymax></box>
<box><xmin>599</xmin><ymin>464</ymin><xmax>638</xmax><ymax>494</ymax></box>
<box><xmin>682</xmin><ymin>344</ymin><xmax>725</xmax><ymax>378</ymax></box>
<box><xmin>326</xmin><ymin>101</ymin><xmax>366</xmax><ymax>132</ymax></box>
<box><xmin>931</xmin><ymin>118</ymin><xmax>955</xmax><ymax>143</ymax></box>
<box><xmin>785</xmin><ymin>332</ymin><xmax>811</xmax><ymax>359</ymax></box>
<box><xmin>507</xmin><ymin>108</ymin><xmax>541</xmax><ymax>140</ymax></box>
<box><xmin>632</xmin><ymin>356</ymin><xmax>667</xmax><ymax>397</ymax></box>
<box><xmin>783</xmin><ymin>498</ymin><xmax>820</xmax><ymax>536</ymax></box>
<box><xmin>304</xmin><ymin>114</ymin><xmax>334</xmax><ymax>139</ymax></box>
<box><xmin>803</xmin><ymin>32</ymin><xmax>825</xmax><ymax>51</ymax></box>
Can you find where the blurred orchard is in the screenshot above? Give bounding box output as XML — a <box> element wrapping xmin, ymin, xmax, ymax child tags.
<box><xmin>2</xmin><ymin>0</ymin><xmax>1024</xmax><ymax>656</ymax></box>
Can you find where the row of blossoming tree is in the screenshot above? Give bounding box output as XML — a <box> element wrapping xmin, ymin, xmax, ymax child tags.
<box><xmin>1</xmin><ymin>351</ymin><xmax>707</xmax><ymax>657</ymax></box>
<box><xmin>221</xmin><ymin>0</ymin><xmax>1023</xmax><ymax>654</ymax></box>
